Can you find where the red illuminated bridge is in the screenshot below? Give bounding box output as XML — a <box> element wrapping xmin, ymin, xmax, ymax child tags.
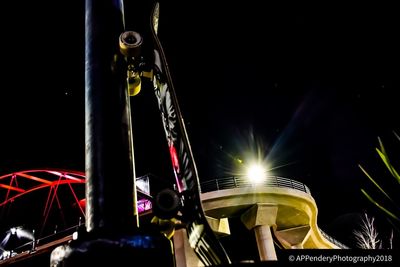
<box><xmin>0</xmin><ymin>169</ymin><xmax>153</xmax><ymax>256</ymax></box>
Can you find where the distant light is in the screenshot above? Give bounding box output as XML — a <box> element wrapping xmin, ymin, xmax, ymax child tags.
<box><xmin>10</xmin><ymin>227</ymin><xmax>17</xmax><ymax>235</ymax></box>
<box><xmin>246</xmin><ymin>164</ymin><xmax>266</xmax><ymax>184</ymax></box>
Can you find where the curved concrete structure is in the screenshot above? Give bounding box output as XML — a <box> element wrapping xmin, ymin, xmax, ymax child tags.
<box><xmin>201</xmin><ymin>186</ymin><xmax>341</xmax><ymax>250</ymax></box>
<box><xmin>171</xmin><ymin>177</ymin><xmax>348</xmax><ymax>266</ymax></box>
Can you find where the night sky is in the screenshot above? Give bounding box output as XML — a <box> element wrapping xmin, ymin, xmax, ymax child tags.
<box><xmin>1</xmin><ymin>1</ymin><xmax>399</xmax><ymax>248</ymax></box>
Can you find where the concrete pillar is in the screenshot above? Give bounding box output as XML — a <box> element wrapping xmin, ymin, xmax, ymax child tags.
<box><xmin>173</xmin><ymin>228</ymin><xmax>204</xmax><ymax>267</ymax></box>
<box><xmin>254</xmin><ymin>225</ymin><xmax>277</xmax><ymax>260</ymax></box>
<box><xmin>275</xmin><ymin>225</ymin><xmax>310</xmax><ymax>249</ymax></box>
<box><xmin>206</xmin><ymin>216</ymin><xmax>230</xmax><ymax>237</ymax></box>
<box><xmin>241</xmin><ymin>204</ymin><xmax>278</xmax><ymax>261</ymax></box>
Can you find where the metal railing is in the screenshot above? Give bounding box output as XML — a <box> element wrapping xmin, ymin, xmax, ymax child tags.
<box><xmin>320</xmin><ymin>229</ymin><xmax>350</xmax><ymax>249</ymax></box>
<box><xmin>200</xmin><ymin>175</ymin><xmax>311</xmax><ymax>194</ymax></box>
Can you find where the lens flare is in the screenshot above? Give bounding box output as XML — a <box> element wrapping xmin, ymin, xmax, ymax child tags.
<box><xmin>246</xmin><ymin>164</ymin><xmax>266</xmax><ymax>184</ymax></box>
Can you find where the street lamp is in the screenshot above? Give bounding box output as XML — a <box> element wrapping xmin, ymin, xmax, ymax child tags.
<box><xmin>246</xmin><ymin>163</ymin><xmax>267</xmax><ymax>184</ymax></box>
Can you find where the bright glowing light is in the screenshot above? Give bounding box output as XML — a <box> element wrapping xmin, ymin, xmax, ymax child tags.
<box><xmin>10</xmin><ymin>227</ymin><xmax>17</xmax><ymax>235</ymax></box>
<box><xmin>246</xmin><ymin>164</ymin><xmax>266</xmax><ymax>184</ymax></box>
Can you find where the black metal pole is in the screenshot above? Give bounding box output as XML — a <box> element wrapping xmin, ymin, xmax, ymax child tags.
<box><xmin>85</xmin><ymin>0</ymin><xmax>136</xmax><ymax>234</ymax></box>
<box><xmin>50</xmin><ymin>1</ymin><xmax>174</xmax><ymax>265</ymax></box>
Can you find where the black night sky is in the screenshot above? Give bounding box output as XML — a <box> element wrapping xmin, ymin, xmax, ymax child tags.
<box><xmin>0</xmin><ymin>0</ymin><xmax>399</xmax><ymax>249</ymax></box>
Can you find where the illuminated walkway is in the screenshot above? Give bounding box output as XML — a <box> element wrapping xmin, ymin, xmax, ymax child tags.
<box><xmin>197</xmin><ymin>176</ymin><xmax>347</xmax><ymax>262</ymax></box>
<box><xmin>174</xmin><ymin>176</ymin><xmax>348</xmax><ymax>266</ymax></box>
